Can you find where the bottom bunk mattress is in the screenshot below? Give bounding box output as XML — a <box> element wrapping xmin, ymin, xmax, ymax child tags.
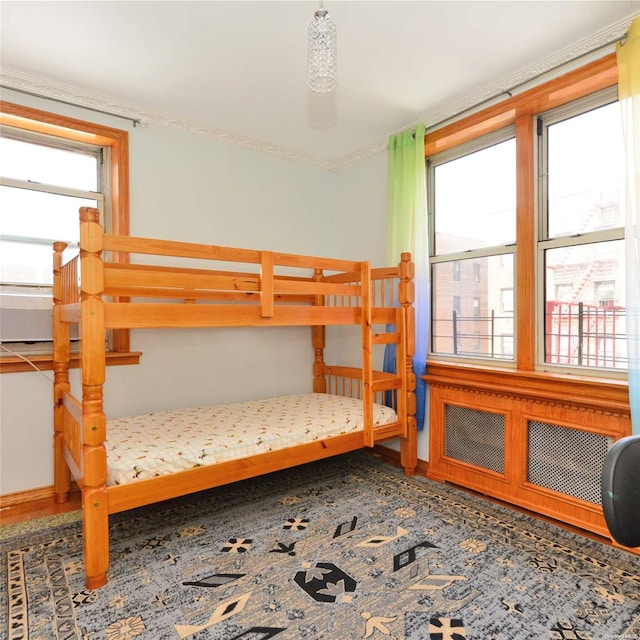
<box><xmin>106</xmin><ymin>393</ymin><xmax>398</xmax><ymax>486</ymax></box>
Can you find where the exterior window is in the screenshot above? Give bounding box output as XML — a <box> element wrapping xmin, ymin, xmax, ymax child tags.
<box><xmin>539</xmin><ymin>89</ymin><xmax>625</xmax><ymax>372</ymax></box>
<box><xmin>595</xmin><ymin>280</ymin><xmax>615</xmax><ymax>307</ymax></box>
<box><xmin>501</xmin><ymin>335</ymin><xmax>514</xmax><ymax>357</ymax></box>
<box><xmin>429</xmin><ymin>130</ymin><xmax>516</xmax><ymax>362</ymax></box>
<box><xmin>501</xmin><ymin>289</ymin><xmax>514</xmax><ymax>313</ymax></box>
<box><xmin>555</xmin><ymin>284</ymin><xmax>574</xmax><ymax>301</ymax></box>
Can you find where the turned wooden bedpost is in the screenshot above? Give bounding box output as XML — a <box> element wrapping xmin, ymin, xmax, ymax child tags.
<box><xmin>361</xmin><ymin>261</ymin><xmax>375</xmax><ymax>447</ymax></box>
<box><xmin>53</xmin><ymin>241</ymin><xmax>71</xmax><ymax>504</ymax></box>
<box><xmin>399</xmin><ymin>252</ymin><xmax>417</xmax><ymax>475</ymax></box>
<box><xmin>78</xmin><ymin>206</ymin><xmax>110</xmax><ymax>589</ymax></box>
<box><xmin>312</xmin><ymin>268</ymin><xmax>327</xmax><ymax>393</ymax></box>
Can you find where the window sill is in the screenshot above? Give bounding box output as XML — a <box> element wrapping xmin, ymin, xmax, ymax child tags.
<box><xmin>423</xmin><ymin>359</ymin><xmax>630</xmax><ymax>416</ymax></box>
<box><xmin>0</xmin><ymin>351</ymin><xmax>141</xmax><ymax>374</ymax></box>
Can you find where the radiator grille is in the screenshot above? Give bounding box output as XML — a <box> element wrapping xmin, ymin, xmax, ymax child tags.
<box><xmin>527</xmin><ymin>421</ymin><xmax>613</xmax><ymax>504</ymax></box>
<box><xmin>444</xmin><ymin>405</ymin><xmax>505</xmax><ymax>473</ymax></box>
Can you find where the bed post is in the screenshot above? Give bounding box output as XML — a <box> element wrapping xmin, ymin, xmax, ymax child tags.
<box><xmin>312</xmin><ymin>268</ymin><xmax>327</xmax><ymax>393</ymax></box>
<box><xmin>399</xmin><ymin>252</ymin><xmax>417</xmax><ymax>475</ymax></box>
<box><xmin>78</xmin><ymin>206</ymin><xmax>110</xmax><ymax>589</ymax></box>
<box><xmin>53</xmin><ymin>241</ymin><xmax>71</xmax><ymax>504</ymax></box>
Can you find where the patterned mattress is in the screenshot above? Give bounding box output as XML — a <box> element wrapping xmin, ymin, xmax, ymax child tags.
<box><xmin>106</xmin><ymin>393</ymin><xmax>398</xmax><ymax>485</ymax></box>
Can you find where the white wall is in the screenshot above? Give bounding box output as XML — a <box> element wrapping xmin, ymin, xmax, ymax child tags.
<box><xmin>0</xmin><ymin>90</ymin><xmax>428</xmax><ymax>496</ymax></box>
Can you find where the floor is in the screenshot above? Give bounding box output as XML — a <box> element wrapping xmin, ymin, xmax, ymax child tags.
<box><xmin>0</xmin><ymin>478</ymin><xmax>617</xmax><ymax>553</ymax></box>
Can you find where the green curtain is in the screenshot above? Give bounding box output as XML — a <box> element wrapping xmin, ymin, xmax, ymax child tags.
<box><xmin>618</xmin><ymin>17</ymin><xmax>640</xmax><ymax>433</ymax></box>
<box><xmin>387</xmin><ymin>125</ymin><xmax>427</xmax><ymax>264</ymax></box>
<box><xmin>386</xmin><ymin>125</ymin><xmax>428</xmax><ymax>431</ymax></box>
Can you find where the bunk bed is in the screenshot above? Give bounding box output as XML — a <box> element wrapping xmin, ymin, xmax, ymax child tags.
<box><xmin>52</xmin><ymin>207</ymin><xmax>418</xmax><ymax>589</ymax></box>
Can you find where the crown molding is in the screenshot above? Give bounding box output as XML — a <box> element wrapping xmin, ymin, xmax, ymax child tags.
<box><xmin>0</xmin><ymin>14</ymin><xmax>634</xmax><ymax>173</ymax></box>
<box><xmin>332</xmin><ymin>14</ymin><xmax>633</xmax><ymax>171</ymax></box>
<box><xmin>0</xmin><ymin>69</ymin><xmax>333</xmax><ymax>170</ymax></box>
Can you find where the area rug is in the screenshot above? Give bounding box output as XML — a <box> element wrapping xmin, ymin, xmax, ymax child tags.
<box><xmin>2</xmin><ymin>452</ymin><xmax>639</xmax><ymax>640</ymax></box>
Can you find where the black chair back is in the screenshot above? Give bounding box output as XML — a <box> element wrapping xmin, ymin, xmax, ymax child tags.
<box><xmin>601</xmin><ymin>434</ymin><xmax>640</xmax><ymax>548</ymax></box>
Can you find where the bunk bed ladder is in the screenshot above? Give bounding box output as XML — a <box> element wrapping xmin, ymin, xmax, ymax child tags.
<box><xmin>367</xmin><ymin>307</ymin><xmax>408</xmax><ymax>447</ymax></box>
<box><xmin>362</xmin><ymin>265</ymin><xmax>408</xmax><ymax>448</ymax></box>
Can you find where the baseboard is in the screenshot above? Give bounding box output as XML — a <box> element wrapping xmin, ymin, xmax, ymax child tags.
<box><xmin>0</xmin><ymin>483</ymin><xmax>80</xmax><ymax>509</ymax></box>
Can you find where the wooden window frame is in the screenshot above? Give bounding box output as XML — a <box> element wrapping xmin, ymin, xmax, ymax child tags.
<box><xmin>423</xmin><ymin>53</ymin><xmax>629</xmax><ymax>411</ymax></box>
<box><xmin>0</xmin><ymin>101</ymin><xmax>140</xmax><ymax>373</ymax></box>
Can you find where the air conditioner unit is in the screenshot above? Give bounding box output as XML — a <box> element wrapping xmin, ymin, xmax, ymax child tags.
<box><xmin>0</xmin><ymin>293</ymin><xmax>78</xmax><ymax>342</ymax></box>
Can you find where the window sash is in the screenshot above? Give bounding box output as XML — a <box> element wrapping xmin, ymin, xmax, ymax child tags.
<box><xmin>536</xmin><ymin>86</ymin><xmax>625</xmax><ymax>374</ymax></box>
<box><xmin>428</xmin><ymin>127</ymin><xmax>517</xmax><ymax>364</ymax></box>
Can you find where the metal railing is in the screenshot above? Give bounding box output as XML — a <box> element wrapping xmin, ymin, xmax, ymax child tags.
<box><xmin>432</xmin><ymin>302</ymin><xmax>628</xmax><ymax>369</ymax></box>
<box><xmin>432</xmin><ymin>309</ymin><xmax>514</xmax><ymax>359</ymax></box>
<box><xmin>545</xmin><ymin>300</ymin><xmax>627</xmax><ymax>369</ymax></box>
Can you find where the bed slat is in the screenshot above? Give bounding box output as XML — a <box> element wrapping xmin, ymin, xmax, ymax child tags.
<box><xmin>102</xmin><ymin>303</ymin><xmax>360</xmax><ymax>328</ymax></box>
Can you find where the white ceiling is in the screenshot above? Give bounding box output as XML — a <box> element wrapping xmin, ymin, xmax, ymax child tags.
<box><xmin>1</xmin><ymin>1</ymin><xmax>639</xmax><ymax>169</ymax></box>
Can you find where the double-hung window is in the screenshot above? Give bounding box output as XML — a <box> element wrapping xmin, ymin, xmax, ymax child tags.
<box><xmin>0</xmin><ymin>131</ymin><xmax>105</xmax><ymax>352</ymax></box>
<box><xmin>0</xmin><ymin>101</ymin><xmax>135</xmax><ymax>372</ymax></box>
<box><xmin>538</xmin><ymin>87</ymin><xmax>626</xmax><ymax>372</ymax></box>
<box><xmin>428</xmin><ymin>129</ymin><xmax>516</xmax><ymax>361</ymax></box>
<box><xmin>426</xmin><ymin>74</ymin><xmax>626</xmax><ymax>378</ymax></box>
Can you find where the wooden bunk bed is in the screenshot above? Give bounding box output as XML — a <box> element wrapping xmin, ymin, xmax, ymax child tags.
<box><xmin>52</xmin><ymin>207</ymin><xmax>417</xmax><ymax>589</ymax></box>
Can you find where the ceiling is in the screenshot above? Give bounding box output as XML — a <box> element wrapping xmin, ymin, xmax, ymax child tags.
<box><xmin>1</xmin><ymin>1</ymin><xmax>639</xmax><ymax>169</ymax></box>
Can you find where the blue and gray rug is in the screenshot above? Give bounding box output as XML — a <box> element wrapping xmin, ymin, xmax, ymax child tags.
<box><xmin>2</xmin><ymin>451</ymin><xmax>639</xmax><ymax>639</ymax></box>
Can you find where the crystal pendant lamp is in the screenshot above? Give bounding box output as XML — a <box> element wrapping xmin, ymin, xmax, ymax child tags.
<box><xmin>307</xmin><ymin>3</ymin><xmax>337</xmax><ymax>92</ymax></box>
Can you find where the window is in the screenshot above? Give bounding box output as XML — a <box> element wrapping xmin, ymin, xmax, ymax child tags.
<box><xmin>429</xmin><ymin>130</ymin><xmax>516</xmax><ymax>362</ymax></box>
<box><xmin>538</xmin><ymin>89</ymin><xmax>626</xmax><ymax>372</ymax></box>
<box><xmin>555</xmin><ymin>284</ymin><xmax>574</xmax><ymax>301</ymax></box>
<box><xmin>426</xmin><ymin>64</ymin><xmax>626</xmax><ymax>378</ymax></box>
<box><xmin>596</xmin><ymin>281</ymin><xmax>615</xmax><ymax>307</ymax></box>
<box><xmin>0</xmin><ymin>101</ymin><xmax>134</xmax><ymax>372</ymax></box>
<box><xmin>501</xmin><ymin>289</ymin><xmax>514</xmax><ymax>313</ymax></box>
<box><xmin>501</xmin><ymin>335</ymin><xmax>514</xmax><ymax>358</ymax></box>
<box><xmin>1</xmin><ymin>133</ymin><xmax>103</xmax><ymax>351</ymax></box>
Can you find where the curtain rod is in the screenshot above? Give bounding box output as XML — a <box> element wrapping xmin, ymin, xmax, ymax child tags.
<box><xmin>0</xmin><ymin>84</ymin><xmax>142</xmax><ymax>127</ymax></box>
<box><xmin>425</xmin><ymin>32</ymin><xmax>627</xmax><ymax>134</ymax></box>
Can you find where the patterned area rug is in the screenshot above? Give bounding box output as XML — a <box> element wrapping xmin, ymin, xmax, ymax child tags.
<box><xmin>2</xmin><ymin>451</ymin><xmax>639</xmax><ymax>640</ymax></box>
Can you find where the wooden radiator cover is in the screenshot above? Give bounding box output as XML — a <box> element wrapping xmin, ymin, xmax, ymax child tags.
<box><xmin>424</xmin><ymin>364</ymin><xmax>631</xmax><ymax>540</ymax></box>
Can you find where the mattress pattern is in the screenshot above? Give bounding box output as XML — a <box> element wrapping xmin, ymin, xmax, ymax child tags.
<box><xmin>106</xmin><ymin>393</ymin><xmax>397</xmax><ymax>485</ymax></box>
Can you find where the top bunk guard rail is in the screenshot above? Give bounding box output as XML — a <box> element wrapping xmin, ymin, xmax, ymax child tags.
<box><xmin>56</xmin><ymin>208</ymin><xmax>371</xmax><ymax>328</ymax></box>
<box><xmin>102</xmin><ymin>234</ymin><xmax>363</xmax><ymax>273</ymax></box>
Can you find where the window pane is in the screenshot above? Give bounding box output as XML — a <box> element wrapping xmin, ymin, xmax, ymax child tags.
<box><xmin>0</xmin><ymin>185</ymin><xmax>94</xmax><ymax>242</ymax></box>
<box><xmin>544</xmin><ymin>240</ymin><xmax>626</xmax><ymax>369</ymax></box>
<box><xmin>434</xmin><ymin>139</ymin><xmax>516</xmax><ymax>254</ymax></box>
<box><xmin>0</xmin><ymin>137</ymin><xmax>98</xmax><ymax>191</ymax></box>
<box><xmin>547</xmin><ymin>102</ymin><xmax>624</xmax><ymax>238</ymax></box>
<box><xmin>432</xmin><ymin>254</ymin><xmax>514</xmax><ymax>360</ymax></box>
<box><xmin>0</xmin><ymin>186</ymin><xmax>97</xmax><ymax>286</ymax></box>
